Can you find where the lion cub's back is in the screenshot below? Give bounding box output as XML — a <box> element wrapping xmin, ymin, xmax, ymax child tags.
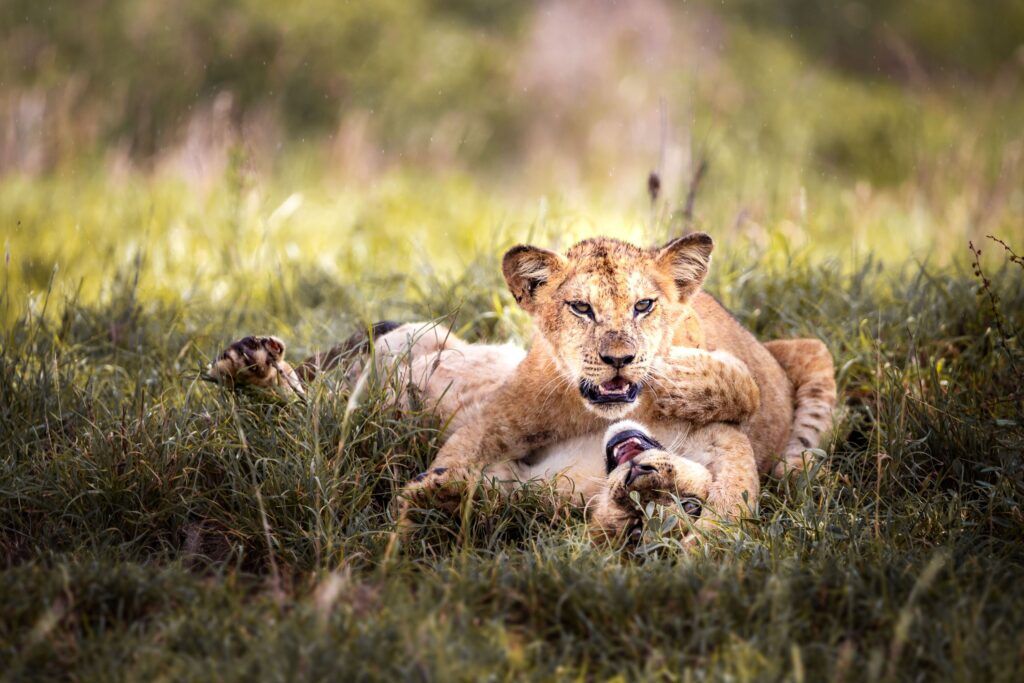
<box><xmin>690</xmin><ymin>292</ymin><xmax>794</xmax><ymax>470</ymax></box>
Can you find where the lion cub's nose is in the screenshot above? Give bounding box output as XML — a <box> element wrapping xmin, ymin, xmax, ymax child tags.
<box><xmin>625</xmin><ymin>461</ymin><xmax>657</xmax><ymax>486</ymax></box>
<box><xmin>600</xmin><ymin>353</ymin><xmax>635</xmax><ymax>369</ymax></box>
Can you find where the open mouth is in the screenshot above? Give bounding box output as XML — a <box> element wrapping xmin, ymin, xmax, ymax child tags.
<box><xmin>604</xmin><ymin>429</ymin><xmax>663</xmax><ymax>472</ymax></box>
<box><xmin>579</xmin><ymin>377</ymin><xmax>641</xmax><ymax>405</ymax></box>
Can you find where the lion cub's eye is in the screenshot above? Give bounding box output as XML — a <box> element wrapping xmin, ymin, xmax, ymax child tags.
<box><xmin>634</xmin><ymin>298</ymin><xmax>656</xmax><ymax>316</ymax></box>
<box><xmin>568</xmin><ymin>301</ymin><xmax>594</xmax><ymax>319</ymax></box>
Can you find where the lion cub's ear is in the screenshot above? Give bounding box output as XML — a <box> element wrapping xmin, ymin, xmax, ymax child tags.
<box><xmin>655</xmin><ymin>232</ymin><xmax>714</xmax><ymax>302</ymax></box>
<box><xmin>502</xmin><ymin>244</ymin><xmax>566</xmax><ymax>312</ymax></box>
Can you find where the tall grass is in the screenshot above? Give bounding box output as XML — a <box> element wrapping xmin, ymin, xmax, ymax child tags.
<box><xmin>2</xmin><ymin>176</ymin><xmax>1022</xmax><ymax>676</ymax></box>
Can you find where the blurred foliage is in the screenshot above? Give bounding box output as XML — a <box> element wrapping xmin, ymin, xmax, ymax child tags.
<box><xmin>2</xmin><ymin>0</ymin><xmax>1022</xmax><ymax>186</ymax></box>
<box><xmin>721</xmin><ymin>0</ymin><xmax>1024</xmax><ymax>78</ymax></box>
<box><xmin>0</xmin><ymin>0</ymin><xmax>523</xmax><ymax>158</ymax></box>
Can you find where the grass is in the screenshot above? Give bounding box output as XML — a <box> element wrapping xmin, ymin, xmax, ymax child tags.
<box><xmin>1</xmin><ymin>168</ymin><xmax>1022</xmax><ymax>679</ymax></box>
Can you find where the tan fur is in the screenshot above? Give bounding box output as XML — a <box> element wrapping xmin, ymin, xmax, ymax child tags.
<box><xmin>763</xmin><ymin>338</ymin><xmax>838</xmax><ymax>475</ymax></box>
<box><xmin>397</xmin><ymin>235</ymin><xmax>834</xmax><ymax>529</ymax></box>
<box><xmin>207</xmin><ymin>235</ymin><xmax>838</xmax><ymax>539</ymax></box>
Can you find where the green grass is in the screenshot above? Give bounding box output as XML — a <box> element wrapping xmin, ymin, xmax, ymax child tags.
<box><xmin>1</xmin><ymin>172</ymin><xmax>1022</xmax><ymax>679</ymax></box>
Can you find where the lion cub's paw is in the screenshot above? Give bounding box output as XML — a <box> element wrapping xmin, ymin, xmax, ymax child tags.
<box><xmin>206</xmin><ymin>335</ymin><xmax>304</xmax><ymax>398</ymax></box>
<box><xmin>400</xmin><ymin>466</ymin><xmax>473</xmax><ymax>514</ymax></box>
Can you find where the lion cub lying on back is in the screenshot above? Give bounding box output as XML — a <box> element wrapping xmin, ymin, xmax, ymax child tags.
<box><xmin>209</xmin><ymin>234</ymin><xmax>836</xmax><ymax>539</ymax></box>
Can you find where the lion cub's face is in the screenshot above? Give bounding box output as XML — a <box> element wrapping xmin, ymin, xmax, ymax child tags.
<box><xmin>503</xmin><ymin>234</ymin><xmax>714</xmax><ymax>418</ymax></box>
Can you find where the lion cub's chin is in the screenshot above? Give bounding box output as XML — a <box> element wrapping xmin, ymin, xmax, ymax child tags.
<box><xmin>580</xmin><ymin>397</ymin><xmax>642</xmax><ymax>420</ymax></box>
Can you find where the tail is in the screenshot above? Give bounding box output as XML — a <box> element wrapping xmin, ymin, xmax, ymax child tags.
<box><xmin>763</xmin><ymin>338</ymin><xmax>838</xmax><ymax>477</ymax></box>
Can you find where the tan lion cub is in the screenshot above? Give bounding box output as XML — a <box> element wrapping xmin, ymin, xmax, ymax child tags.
<box><xmin>395</xmin><ymin>235</ymin><xmax>835</xmax><ymax>526</ymax></box>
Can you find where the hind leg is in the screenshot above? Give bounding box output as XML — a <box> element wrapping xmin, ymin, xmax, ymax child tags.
<box><xmin>763</xmin><ymin>338</ymin><xmax>838</xmax><ymax>477</ymax></box>
<box><xmin>207</xmin><ymin>322</ymin><xmax>523</xmax><ymax>423</ymax></box>
<box><xmin>354</xmin><ymin>322</ymin><xmax>524</xmax><ymax>430</ymax></box>
<box><xmin>206</xmin><ymin>335</ymin><xmax>305</xmax><ymax>398</ymax></box>
<box><xmin>205</xmin><ymin>322</ymin><xmax>406</xmax><ymax>397</ymax></box>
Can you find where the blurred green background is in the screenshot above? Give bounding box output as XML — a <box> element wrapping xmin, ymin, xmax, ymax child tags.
<box><xmin>2</xmin><ymin>0</ymin><xmax>1023</xmax><ymax>322</ymax></box>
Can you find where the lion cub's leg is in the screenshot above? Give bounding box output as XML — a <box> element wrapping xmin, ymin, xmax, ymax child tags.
<box><xmin>403</xmin><ymin>344</ymin><xmax>525</xmax><ymax>430</ymax></box>
<box><xmin>646</xmin><ymin>347</ymin><xmax>761</xmax><ymax>425</ymax></box>
<box><xmin>590</xmin><ymin>421</ymin><xmax>713</xmax><ymax>542</ymax></box>
<box><xmin>399</xmin><ymin>349</ymin><xmax>593</xmax><ymax>515</ymax></box>
<box><xmin>295</xmin><ymin>321</ymin><xmax>405</xmax><ymax>381</ymax></box>
<box><xmin>345</xmin><ymin>322</ymin><xmax>523</xmax><ymax>433</ymax></box>
<box><xmin>763</xmin><ymin>338</ymin><xmax>837</xmax><ymax>477</ymax></box>
<box><xmin>206</xmin><ymin>322</ymin><xmax>406</xmax><ymax>397</ymax></box>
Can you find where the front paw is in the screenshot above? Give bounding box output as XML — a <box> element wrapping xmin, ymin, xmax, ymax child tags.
<box><xmin>591</xmin><ymin>458</ymin><xmax>706</xmax><ymax>546</ymax></box>
<box><xmin>599</xmin><ymin>450</ymin><xmax>711</xmax><ymax>538</ymax></box>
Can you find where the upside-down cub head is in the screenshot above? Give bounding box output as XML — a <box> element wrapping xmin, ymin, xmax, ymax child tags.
<box><xmin>503</xmin><ymin>234</ymin><xmax>714</xmax><ymax>418</ymax></box>
<box><xmin>603</xmin><ymin>420</ymin><xmax>711</xmax><ymax>515</ymax></box>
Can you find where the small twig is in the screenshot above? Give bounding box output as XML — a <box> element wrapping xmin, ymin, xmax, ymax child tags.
<box><xmin>969</xmin><ymin>239</ymin><xmax>1022</xmax><ymax>382</ymax></box>
<box><xmin>647</xmin><ymin>172</ymin><xmax>661</xmax><ymax>204</ymax></box>
<box><xmin>648</xmin><ymin>98</ymin><xmax>669</xmax><ymax>229</ymax></box>
<box><xmin>987</xmin><ymin>234</ymin><xmax>1024</xmax><ymax>268</ymax></box>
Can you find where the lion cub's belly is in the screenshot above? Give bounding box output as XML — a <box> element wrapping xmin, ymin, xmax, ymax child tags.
<box><xmin>498</xmin><ymin>434</ymin><xmax>608</xmax><ymax>502</ymax></box>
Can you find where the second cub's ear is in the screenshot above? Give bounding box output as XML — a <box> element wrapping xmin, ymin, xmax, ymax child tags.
<box><xmin>502</xmin><ymin>245</ymin><xmax>566</xmax><ymax>312</ymax></box>
<box><xmin>655</xmin><ymin>232</ymin><xmax>714</xmax><ymax>302</ymax></box>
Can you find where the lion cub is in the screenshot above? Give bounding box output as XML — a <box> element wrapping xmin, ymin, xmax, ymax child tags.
<box><xmin>399</xmin><ymin>234</ymin><xmax>835</xmax><ymax>531</ymax></box>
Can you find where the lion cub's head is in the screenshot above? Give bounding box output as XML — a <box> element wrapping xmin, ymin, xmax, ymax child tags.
<box><xmin>502</xmin><ymin>234</ymin><xmax>714</xmax><ymax>418</ymax></box>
